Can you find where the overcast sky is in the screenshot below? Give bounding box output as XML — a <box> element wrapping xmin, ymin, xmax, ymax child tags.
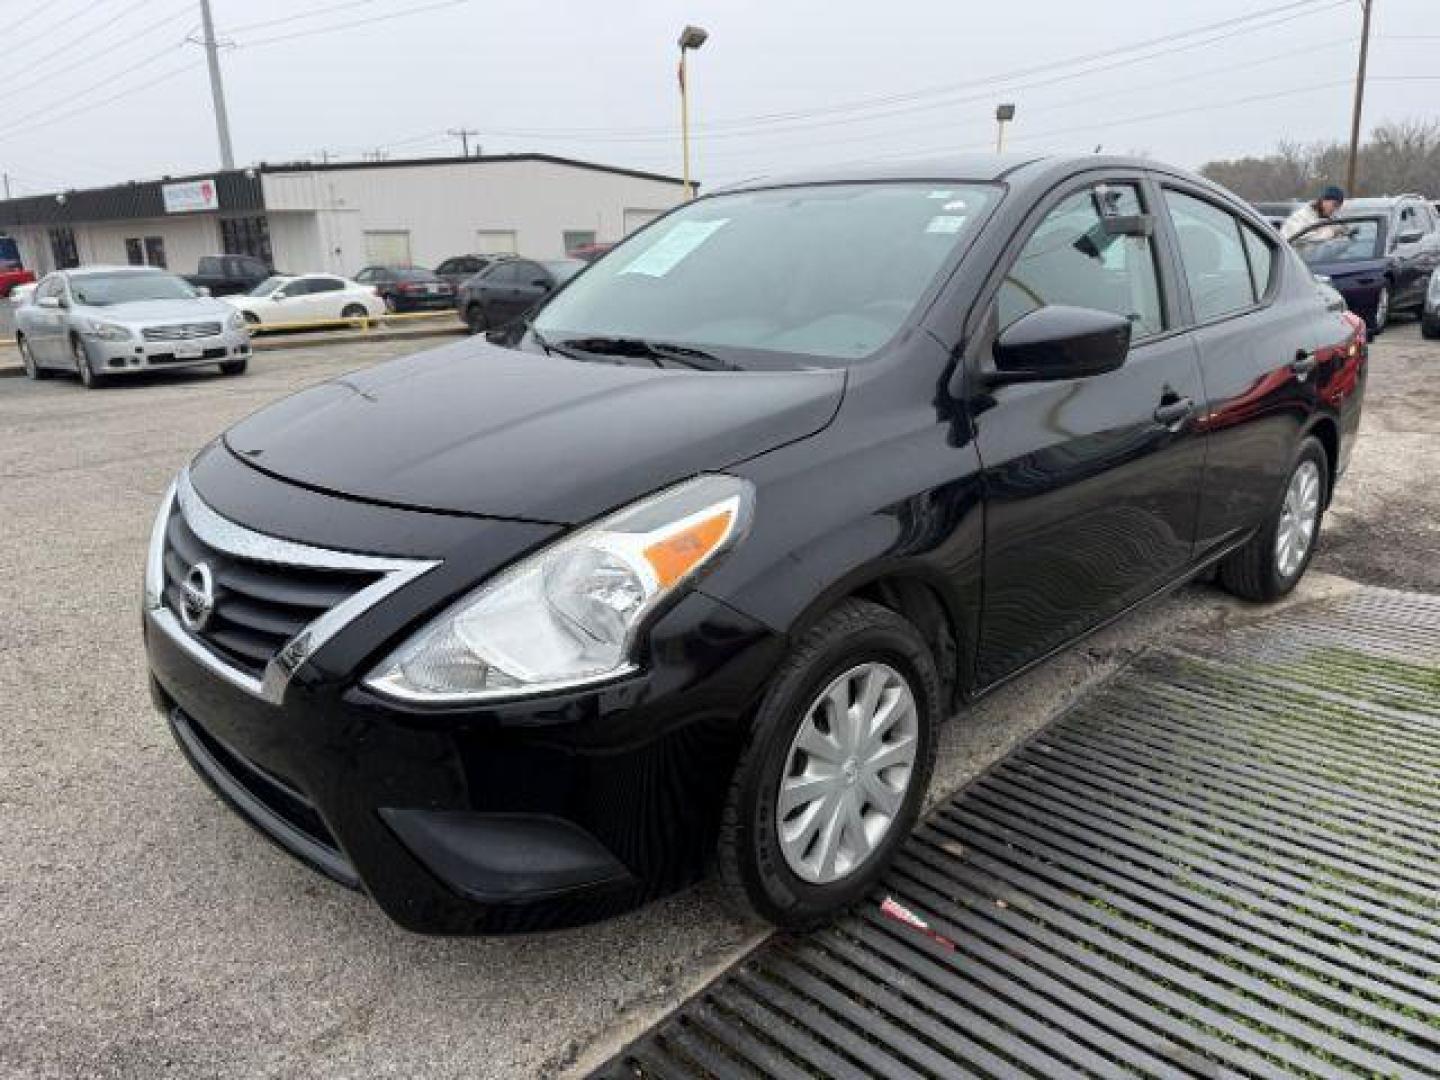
<box><xmin>1</xmin><ymin>0</ymin><xmax>1437</xmax><ymax>197</ymax></box>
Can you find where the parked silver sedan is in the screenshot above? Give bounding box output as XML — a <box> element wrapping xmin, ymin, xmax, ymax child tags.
<box><xmin>15</xmin><ymin>265</ymin><xmax>251</xmax><ymax>388</ymax></box>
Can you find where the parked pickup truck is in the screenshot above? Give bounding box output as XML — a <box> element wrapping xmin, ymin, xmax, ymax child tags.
<box><xmin>0</xmin><ymin>237</ymin><xmax>35</xmax><ymax>297</ymax></box>
<box><xmin>184</xmin><ymin>254</ymin><xmax>273</xmax><ymax>297</ymax></box>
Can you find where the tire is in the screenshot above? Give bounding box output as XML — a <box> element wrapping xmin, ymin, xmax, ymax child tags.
<box><xmin>71</xmin><ymin>336</ymin><xmax>103</xmax><ymax>389</ymax></box>
<box><xmin>242</xmin><ymin>311</ymin><xmax>261</xmax><ymax>327</ymax></box>
<box><xmin>383</xmin><ymin>294</ymin><xmax>398</xmax><ymax>314</ymax></box>
<box><xmin>717</xmin><ymin>598</ymin><xmax>941</xmax><ymax>930</ymax></box>
<box><xmin>219</xmin><ymin>358</ymin><xmax>248</xmax><ymax>376</ymax></box>
<box><xmin>17</xmin><ymin>336</ymin><xmax>50</xmax><ymax>380</ymax></box>
<box><xmin>463</xmin><ymin>303</ymin><xmax>488</xmax><ymax>335</ymax></box>
<box><xmin>1217</xmin><ymin>436</ymin><xmax>1328</xmax><ymax>602</ymax></box>
<box><xmin>340</xmin><ymin>303</ymin><xmax>368</xmax><ymax>323</ymax></box>
<box><xmin>1423</xmin><ymin>313</ymin><xmax>1440</xmax><ymax>340</ymax></box>
<box><xmin>1366</xmin><ymin>285</ymin><xmax>1389</xmax><ymax>336</ymax></box>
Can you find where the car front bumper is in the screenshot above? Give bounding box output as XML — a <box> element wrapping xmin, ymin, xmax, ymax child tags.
<box><xmin>80</xmin><ymin>329</ymin><xmax>251</xmax><ymax>372</ymax></box>
<box><xmin>142</xmin><ymin>464</ymin><xmax>784</xmax><ymax>934</ymax></box>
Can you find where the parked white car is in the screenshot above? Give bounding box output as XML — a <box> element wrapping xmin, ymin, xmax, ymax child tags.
<box><xmin>225</xmin><ymin>274</ymin><xmax>384</xmax><ymax>326</ymax></box>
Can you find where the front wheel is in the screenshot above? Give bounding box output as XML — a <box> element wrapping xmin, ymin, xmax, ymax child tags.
<box><xmin>242</xmin><ymin>311</ymin><xmax>261</xmax><ymax>327</ymax></box>
<box><xmin>1423</xmin><ymin>312</ymin><xmax>1440</xmax><ymax>340</ymax></box>
<box><xmin>383</xmin><ymin>295</ymin><xmax>398</xmax><ymax>314</ymax></box>
<box><xmin>1217</xmin><ymin>436</ymin><xmax>1328</xmax><ymax>601</ymax></box>
<box><xmin>72</xmin><ymin>337</ymin><xmax>103</xmax><ymax>389</ymax></box>
<box><xmin>463</xmin><ymin>303</ymin><xmax>488</xmax><ymax>335</ymax></box>
<box><xmin>340</xmin><ymin>303</ymin><xmax>369</xmax><ymax>324</ymax></box>
<box><xmin>717</xmin><ymin>599</ymin><xmax>940</xmax><ymax>930</ymax></box>
<box><xmin>219</xmin><ymin>358</ymin><xmax>248</xmax><ymax>376</ymax></box>
<box><xmin>1366</xmin><ymin>285</ymin><xmax>1390</xmax><ymax>336</ymax></box>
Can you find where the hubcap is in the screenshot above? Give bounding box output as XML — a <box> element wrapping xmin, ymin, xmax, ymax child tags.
<box><xmin>1275</xmin><ymin>460</ymin><xmax>1321</xmax><ymax>579</ymax></box>
<box><xmin>776</xmin><ymin>662</ymin><xmax>919</xmax><ymax>885</ymax></box>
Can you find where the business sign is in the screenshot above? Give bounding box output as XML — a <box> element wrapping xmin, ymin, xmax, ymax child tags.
<box><xmin>162</xmin><ymin>178</ymin><xmax>219</xmax><ymax>214</ymax></box>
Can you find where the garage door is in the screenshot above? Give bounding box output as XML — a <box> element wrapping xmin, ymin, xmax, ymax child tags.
<box><xmin>623</xmin><ymin>209</ymin><xmax>665</xmax><ymax>236</ymax></box>
<box><xmin>364</xmin><ymin>230</ymin><xmax>411</xmax><ymax>266</ymax></box>
<box><xmin>475</xmin><ymin>230</ymin><xmax>517</xmax><ymax>254</ymax></box>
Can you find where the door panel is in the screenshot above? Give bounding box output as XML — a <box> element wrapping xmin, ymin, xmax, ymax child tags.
<box><xmin>972</xmin><ymin>179</ymin><xmax>1205</xmax><ymax>686</ymax></box>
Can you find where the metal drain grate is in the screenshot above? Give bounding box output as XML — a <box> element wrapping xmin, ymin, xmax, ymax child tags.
<box><xmin>590</xmin><ymin>588</ymin><xmax>1440</xmax><ymax>1079</ymax></box>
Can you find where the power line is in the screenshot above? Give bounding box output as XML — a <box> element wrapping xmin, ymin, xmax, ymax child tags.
<box><xmin>6</xmin><ymin>0</ymin><xmax>193</xmax><ymax>86</ymax></box>
<box><xmin>223</xmin><ymin>0</ymin><xmax>387</xmax><ymax>35</ymax></box>
<box><xmin>231</xmin><ymin>0</ymin><xmax>471</xmax><ymax>49</ymax></box>
<box><xmin>0</xmin><ymin>44</ymin><xmax>190</xmax><ymax>140</ymax></box>
<box><xmin>0</xmin><ymin>61</ymin><xmax>204</xmax><ymax>144</ymax></box>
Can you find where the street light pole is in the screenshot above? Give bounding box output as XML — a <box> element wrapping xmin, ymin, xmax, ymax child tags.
<box><xmin>198</xmin><ymin>0</ymin><xmax>235</xmax><ymax>170</ymax></box>
<box><xmin>995</xmin><ymin>103</ymin><xmax>1016</xmax><ymax>154</ymax></box>
<box><xmin>678</xmin><ymin>25</ymin><xmax>708</xmax><ymax>199</ymax></box>
<box><xmin>1345</xmin><ymin>0</ymin><xmax>1373</xmax><ymax>194</ymax></box>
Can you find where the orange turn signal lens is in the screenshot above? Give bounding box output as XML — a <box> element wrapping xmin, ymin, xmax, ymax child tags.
<box><xmin>643</xmin><ymin>509</ymin><xmax>734</xmax><ymax>588</ymax></box>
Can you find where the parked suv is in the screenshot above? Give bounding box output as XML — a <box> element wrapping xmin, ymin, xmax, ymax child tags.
<box><xmin>144</xmin><ymin>156</ymin><xmax>1365</xmax><ymax>934</ymax></box>
<box><xmin>352</xmin><ymin>266</ymin><xmax>456</xmax><ymax>312</ymax></box>
<box><xmin>185</xmin><ymin>254</ymin><xmax>273</xmax><ymax>297</ymax></box>
<box><xmin>456</xmin><ymin>256</ymin><xmax>583</xmax><ymax>333</ymax></box>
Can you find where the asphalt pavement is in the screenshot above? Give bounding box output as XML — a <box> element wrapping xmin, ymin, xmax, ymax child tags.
<box><xmin>0</xmin><ymin>327</ymin><xmax>1426</xmax><ymax>1079</ymax></box>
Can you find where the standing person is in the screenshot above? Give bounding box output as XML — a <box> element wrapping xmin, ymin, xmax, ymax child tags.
<box><xmin>1282</xmin><ymin>185</ymin><xmax>1346</xmax><ymax>241</ymax></box>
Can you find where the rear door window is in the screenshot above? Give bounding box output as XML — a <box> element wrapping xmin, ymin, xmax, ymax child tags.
<box><xmin>1163</xmin><ymin>190</ymin><xmax>1258</xmax><ymax>322</ymax></box>
<box><xmin>1240</xmin><ymin>221</ymin><xmax>1276</xmax><ymax>299</ymax></box>
<box><xmin>997</xmin><ymin>182</ymin><xmax>1165</xmax><ymax>339</ymax></box>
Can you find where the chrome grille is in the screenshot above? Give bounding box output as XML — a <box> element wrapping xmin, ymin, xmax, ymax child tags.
<box><xmin>143</xmin><ymin>322</ymin><xmax>223</xmax><ymax>342</ymax></box>
<box><xmin>162</xmin><ymin>506</ymin><xmax>380</xmax><ymax>680</ymax></box>
<box><xmin>146</xmin><ymin>472</ymin><xmax>439</xmax><ymax>702</ymax></box>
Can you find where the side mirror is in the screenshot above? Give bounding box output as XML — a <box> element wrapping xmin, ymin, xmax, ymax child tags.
<box><xmin>38</xmin><ymin>296</ymin><xmax>60</xmax><ymax>310</ymax></box>
<box><xmin>990</xmin><ymin>305</ymin><xmax>1132</xmax><ymax>384</ymax></box>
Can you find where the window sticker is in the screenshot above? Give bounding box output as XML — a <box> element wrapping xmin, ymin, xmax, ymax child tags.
<box><xmin>620</xmin><ymin>220</ymin><xmax>728</xmax><ymax>277</ymax></box>
<box><xmin>943</xmin><ymin>199</ymin><xmax>969</xmax><ymax>212</ymax></box>
<box><xmin>925</xmin><ymin>215</ymin><xmax>968</xmax><ymax>234</ymax></box>
<box><xmin>927</xmin><ymin>190</ymin><xmax>955</xmax><ymax>200</ymax></box>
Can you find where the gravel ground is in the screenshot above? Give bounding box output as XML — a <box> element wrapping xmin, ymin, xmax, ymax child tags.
<box><xmin>0</xmin><ymin>327</ymin><xmax>1426</xmax><ymax>1080</ymax></box>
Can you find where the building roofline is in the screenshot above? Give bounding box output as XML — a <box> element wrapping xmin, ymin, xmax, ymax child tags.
<box><xmin>258</xmin><ymin>152</ymin><xmax>687</xmax><ymax>187</ymax></box>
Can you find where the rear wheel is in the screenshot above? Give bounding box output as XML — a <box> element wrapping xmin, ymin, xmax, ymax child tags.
<box><xmin>1423</xmin><ymin>312</ymin><xmax>1440</xmax><ymax>340</ymax></box>
<box><xmin>72</xmin><ymin>337</ymin><xmax>103</xmax><ymax>389</ymax></box>
<box><xmin>463</xmin><ymin>303</ymin><xmax>488</xmax><ymax>335</ymax></box>
<box><xmin>383</xmin><ymin>294</ymin><xmax>398</xmax><ymax>314</ymax></box>
<box><xmin>242</xmin><ymin>311</ymin><xmax>261</xmax><ymax>327</ymax></box>
<box><xmin>341</xmin><ymin>303</ymin><xmax>368</xmax><ymax>323</ymax></box>
<box><xmin>717</xmin><ymin>599</ymin><xmax>940</xmax><ymax>930</ymax></box>
<box><xmin>17</xmin><ymin>336</ymin><xmax>50</xmax><ymax>380</ymax></box>
<box><xmin>219</xmin><ymin>358</ymin><xmax>248</xmax><ymax>376</ymax></box>
<box><xmin>1217</xmin><ymin>436</ymin><xmax>1328</xmax><ymax>601</ymax></box>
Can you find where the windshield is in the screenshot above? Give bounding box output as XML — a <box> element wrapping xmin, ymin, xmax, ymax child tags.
<box><xmin>70</xmin><ymin>272</ymin><xmax>199</xmax><ymax>306</ymax></box>
<box><xmin>1293</xmin><ymin>219</ymin><xmax>1382</xmax><ymax>264</ymax></box>
<box><xmin>533</xmin><ymin>182</ymin><xmax>999</xmax><ymax>365</ymax></box>
<box><xmin>544</xmin><ymin>260</ymin><xmax>584</xmax><ymax>284</ymax></box>
<box><xmin>247</xmin><ymin>276</ymin><xmax>287</xmax><ymax>296</ymax></box>
<box><xmin>393</xmin><ymin>267</ymin><xmax>437</xmax><ymax>281</ymax></box>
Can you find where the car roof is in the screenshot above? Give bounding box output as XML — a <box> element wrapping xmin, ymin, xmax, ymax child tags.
<box><xmin>64</xmin><ymin>265</ymin><xmax>165</xmax><ymax>277</ymax></box>
<box><xmin>1343</xmin><ymin>195</ymin><xmax>1427</xmax><ymax>211</ymax></box>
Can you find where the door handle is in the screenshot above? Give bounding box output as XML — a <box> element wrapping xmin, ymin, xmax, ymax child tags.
<box><xmin>1291</xmin><ymin>349</ymin><xmax>1319</xmax><ymax>378</ymax></box>
<box><xmin>1153</xmin><ymin>396</ymin><xmax>1196</xmax><ymax>428</ymax></box>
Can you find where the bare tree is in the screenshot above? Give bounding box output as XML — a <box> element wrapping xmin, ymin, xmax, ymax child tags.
<box><xmin>1200</xmin><ymin>120</ymin><xmax>1440</xmax><ymax>200</ymax></box>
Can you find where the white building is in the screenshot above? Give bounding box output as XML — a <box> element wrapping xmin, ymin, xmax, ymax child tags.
<box><xmin>0</xmin><ymin>154</ymin><xmax>688</xmax><ymax>277</ymax></box>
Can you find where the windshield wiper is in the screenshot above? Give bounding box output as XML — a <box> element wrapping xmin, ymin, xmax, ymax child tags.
<box><xmin>557</xmin><ymin>336</ymin><xmax>743</xmax><ymax>372</ymax></box>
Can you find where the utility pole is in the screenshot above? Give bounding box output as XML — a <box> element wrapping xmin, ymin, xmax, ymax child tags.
<box><xmin>448</xmin><ymin>128</ymin><xmax>480</xmax><ymax>157</ymax></box>
<box><xmin>2</xmin><ymin>172</ymin><xmax>11</xmax><ymax>200</ymax></box>
<box><xmin>1345</xmin><ymin>0</ymin><xmax>1373</xmax><ymax>195</ymax></box>
<box><xmin>198</xmin><ymin>0</ymin><xmax>235</xmax><ymax>169</ymax></box>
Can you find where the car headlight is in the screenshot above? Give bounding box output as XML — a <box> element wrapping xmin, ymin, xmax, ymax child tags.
<box><xmin>226</xmin><ymin>309</ymin><xmax>247</xmax><ymax>331</ymax></box>
<box><xmin>364</xmin><ymin>474</ymin><xmax>754</xmax><ymax>704</ymax></box>
<box><xmin>82</xmin><ymin>319</ymin><xmax>131</xmax><ymax>341</ymax></box>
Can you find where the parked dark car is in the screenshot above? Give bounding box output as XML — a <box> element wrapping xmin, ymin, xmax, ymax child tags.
<box><xmin>352</xmin><ymin>266</ymin><xmax>456</xmax><ymax>312</ymax></box>
<box><xmin>568</xmin><ymin>242</ymin><xmax>616</xmax><ymax>263</ymax></box>
<box><xmin>184</xmin><ymin>254</ymin><xmax>273</xmax><ymax>297</ymax></box>
<box><xmin>1293</xmin><ymin>194</ymin><xmax>1440</xmax><ymax>333</ymax></box>
<box><xmin>435</xmin><ymin>254</ymin><xmax>502</xmax><ymax>289</ymax></box>
<box><xmin>455</xmin><ymin>256</ymin><xmax>583</xmax><ymax>333</ymax></box>
<box><xmin>144</xmin><ymin>155</ymin><xmax>1365</xmax><ymax>935</ymax></box>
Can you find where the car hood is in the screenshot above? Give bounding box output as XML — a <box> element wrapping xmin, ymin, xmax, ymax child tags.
<box><xmin>223</xmin><ymin>338</ymin><xmax>846</xmax><ymax>523</ymax></box>
<box><xmin>79</xmin><ymin>297</ymin><xmax>235</xmax><ymax>324</ymax></box>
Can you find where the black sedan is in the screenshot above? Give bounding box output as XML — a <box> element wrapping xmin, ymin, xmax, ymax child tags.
<box><xmin>143</xmin><ymin>155</ymin><xmax>1365</xmax><ymax>934</ymax></box>
<box><xmin>1292</xmin><ymin>211</ymin><xmax>1437</xmax><ymax>334</ymax></box>
<box><xmin>352</xmin><ymin>266</ymin><xmax>456</xmax><ymax>312</ymax></box>
<box><xmin>456</xmin><ymin>257</ymin><xmax>583</xmax><ymax>334</ymax></box>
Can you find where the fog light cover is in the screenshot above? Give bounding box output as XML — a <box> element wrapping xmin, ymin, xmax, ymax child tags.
<box><xmin>364</xmin><ymin>474</ymin><xmax>753</xmax><ymax>704</ymax></box>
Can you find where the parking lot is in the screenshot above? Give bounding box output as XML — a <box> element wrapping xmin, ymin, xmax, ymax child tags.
<box><xmin>0</xmin><ymin>323</ymin><xmax>1434</xmax><ymax>1080</ymax></box>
